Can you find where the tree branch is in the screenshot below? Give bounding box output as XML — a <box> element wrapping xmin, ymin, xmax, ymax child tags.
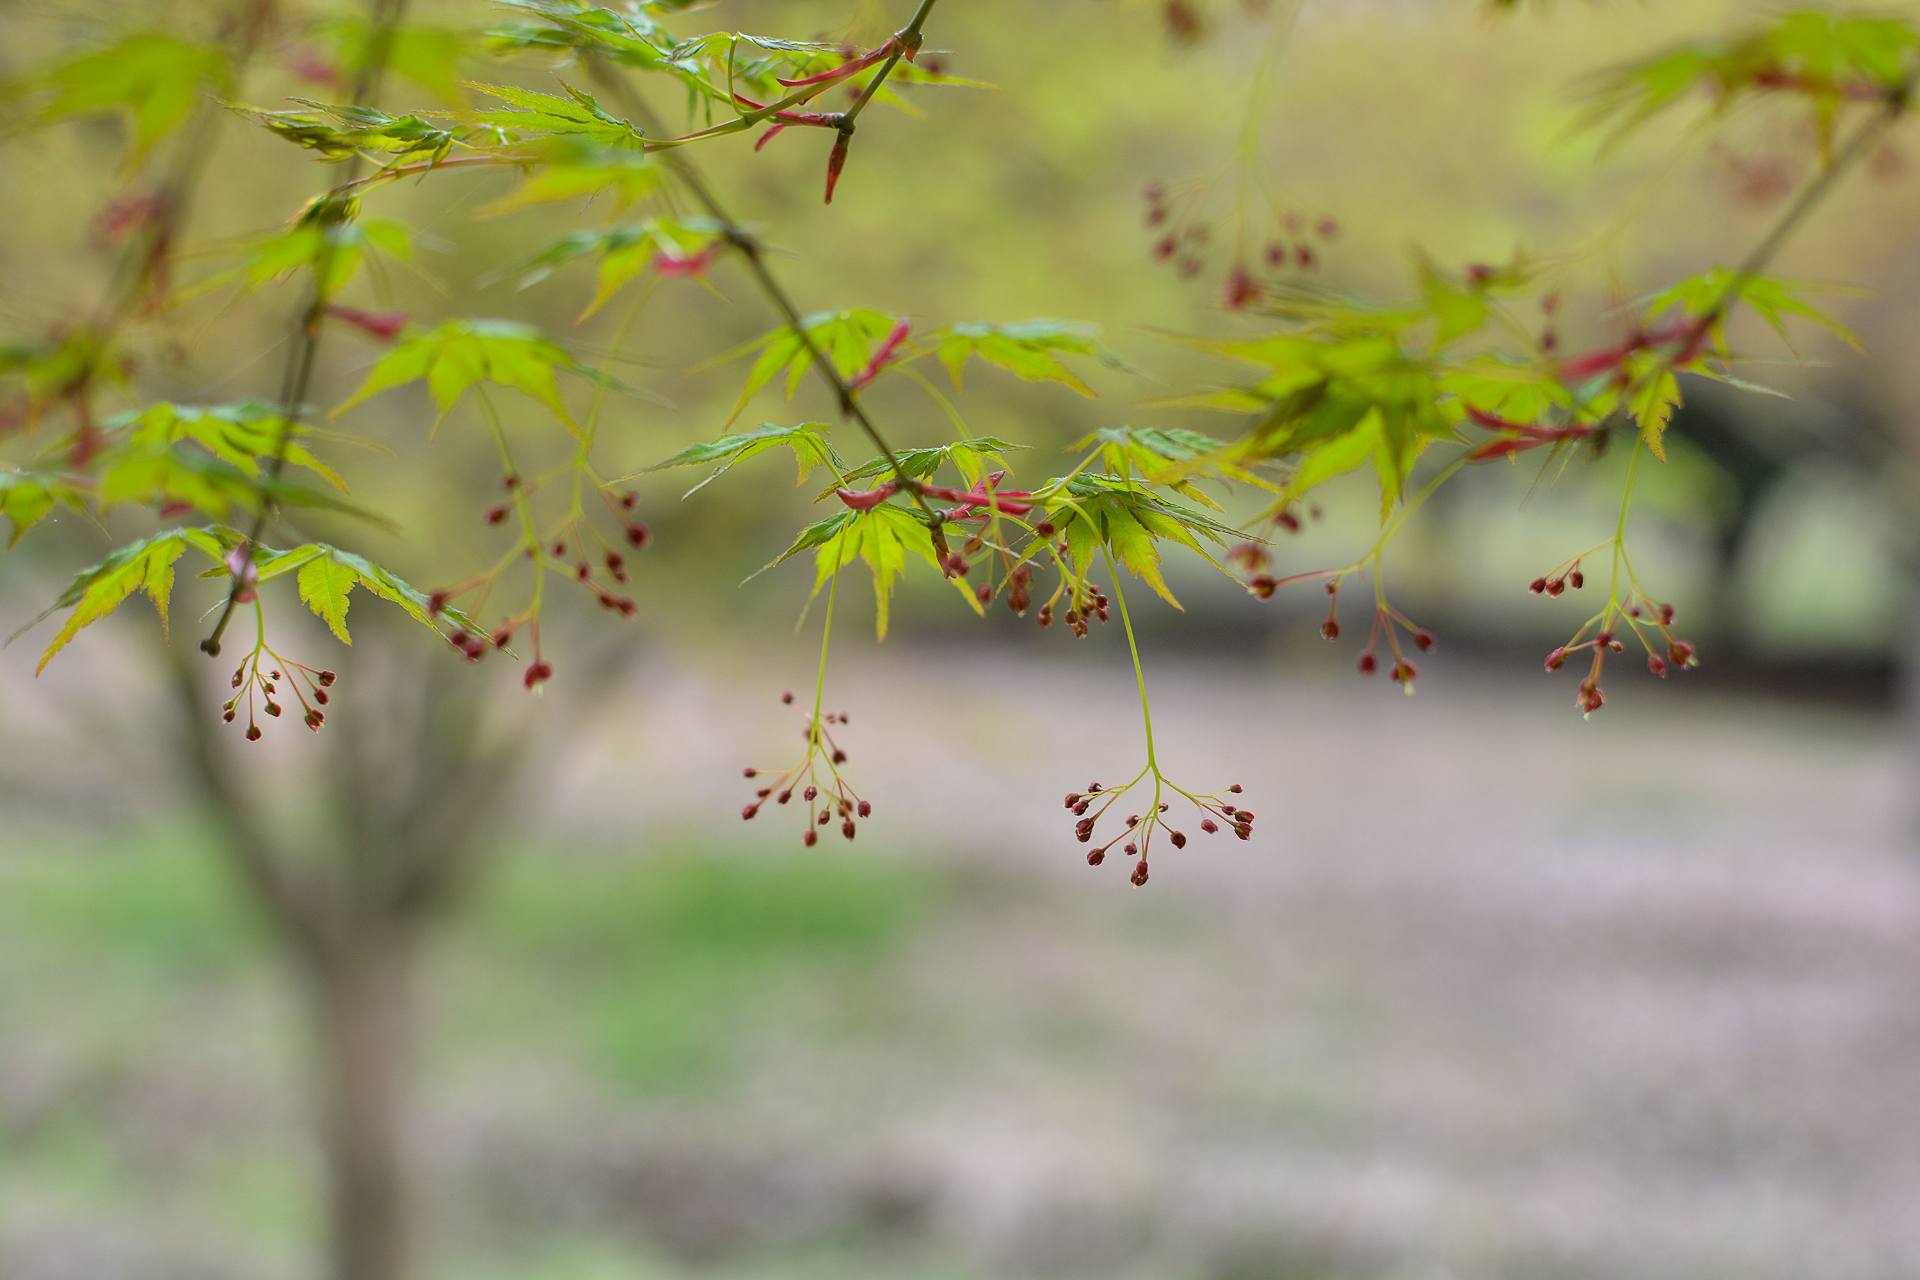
<box><xmin>585</xmin><ymin>0</ymin><xmax>954</xmax><ymax>559</ymax></box>
<box><xmin>201</xmin><ymin>0</ymin><xmax>412</xmax><ymax>656</ymax></box>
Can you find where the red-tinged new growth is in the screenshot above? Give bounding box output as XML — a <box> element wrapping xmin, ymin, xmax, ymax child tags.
<box><xmin>326</xmin><ymin>305</ymin><xmax>407</xmax><ymax>342</ymax></box>
<box><xmin>848</xmin><ymin>320</ymin><xmax>912</xmax><ymax>391</ymax></box>
<box><xmin>735</xmin><ymin>29</ymin><xmax>923</xmax><ymax>206</ymax></box>
<box><xmin>1462</xmin><ymin>406</ymin><xmax>1600</xmax><ymax>462</ymax></box>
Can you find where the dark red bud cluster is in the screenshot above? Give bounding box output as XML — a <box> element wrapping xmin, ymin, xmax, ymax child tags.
<box><xmin>1228</xmin><ymin>542</ymin><xmax>1270</xmax><ymax>572</ymax></box>
<box><xmin>1074</xmin><ymin>772</ymin><xmax>1256</xmax><ymax>885</ymax></box>
<box><xmin>1225</xmin><ymin>266</ymin><xmax>1261</xmax><ymax>310</ymax></box>
<box><xmin>1003</xmin><ymin>564</ymin><xmax>1033</xmax><ymax>616</ymax></box>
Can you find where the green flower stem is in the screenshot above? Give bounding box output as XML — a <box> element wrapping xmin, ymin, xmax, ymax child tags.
<box><xmin>1103</xmin><ymin>544</ymin><xmax>1156</xmax><ymax>769</ymax></box>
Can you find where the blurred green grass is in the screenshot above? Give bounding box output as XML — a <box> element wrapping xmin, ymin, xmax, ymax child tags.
<box><xmin>0</xmin><ymin>826</ymin><xmax>937</xmax><ymax>1272</ymax></box>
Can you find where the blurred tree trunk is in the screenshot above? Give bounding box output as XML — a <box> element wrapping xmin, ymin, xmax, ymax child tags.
<box><xmin>314</xmin><ymin>928</ymin><xmax>416</xmax><ymax>1280</ymax></box>
<box><xmin>161</xmin><ymin>628</ymin><xmax>629</xmax><ymax>1278</ymax></box>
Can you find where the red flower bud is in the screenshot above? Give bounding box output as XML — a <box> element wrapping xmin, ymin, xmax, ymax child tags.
<box><xmin>824</xmin><ymin>132</ymin><xmax>852</xmax><ymax>204</ymax></box>
<box><xmin>327</xmin><ymin>305</ymin><xmax>407</xmax><ymax>342</ymax></box>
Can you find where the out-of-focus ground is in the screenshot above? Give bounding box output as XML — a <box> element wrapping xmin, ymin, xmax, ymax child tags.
<box><xmin>5</xmin><ymin>648</ymin><xmax>1916</xmax><ymax>1280</ymax></box>
<box><xmin>6</xmin><ymin>0</ymin><xmax>1920</xmax><ymax>1275</ymax></box>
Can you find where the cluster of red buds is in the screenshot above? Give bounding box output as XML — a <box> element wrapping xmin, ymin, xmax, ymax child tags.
<box><xmin>1233</xmin><ymin>537</ymin><xmax>1432</xmax><ymax>691</ymax></box>
<box><xmin>222</xmin><ymin>644</ymin><xmax>335</xmax><ymax>740</ymax></box>
<box><xmin>90</xmin><ymin>191</ymin><xmax>168</xmax><ymax>249</ymax></box>
<box><xmin>1532</xmin><ymin>553</ymin><xmax>1698</xmax><ymax>717</ymax></box>
<box><xmin>1068</xmin><ymin>775</ymin><xmax>1255</xmax><ymax>887</ymax></box>
<box><xmin>1044</xmin><ymin>576</ymin><xmax>1110</xmax><ymax>639</ymax></box>
<box><xmin>432</xmin><ymin>483</ymin><xmax>651</xmax><ymax>689</ymax></box>
<box><xmin>740</xmin><ymin>690</ymin><xmax>871</xmax><ymax>846</ymax></box>
<box><xmin>1159</xmin><ymin>0</ymin><xmax>1277</xmax><ymax>45</ymax></box>
<box><xmin>1142</xmin><ymin>184</ymin><xmax>1341</xmax><ymax>310</ymax></box>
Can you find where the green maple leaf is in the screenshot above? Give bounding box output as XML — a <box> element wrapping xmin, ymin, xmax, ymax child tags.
<box><xmin>519</xmin><ymin>217</ymin><xmax>725</xmax><ymax>319</ymax></box>
<box><xmin>261</xmin><ymin>542</ymin><xmax>484</xmax><ymax>644</ymax></box>
<box><xmin>12</xmin><ymin>33</ymin><xmax>231</xmax><ymax>163</ymax></box>
<box><xmin>1040</xmin><ymin>475</ymin><xmax>1245</xmax><ymax>609</ymax></box>
<box><xmin>638</xmin><ymin>423</ymin><xmax>843</xmax><ymax>496</ymax></box>
<box><xmin>757</xmin><ymin>504</ymin><xmax>978</xmax><ymax>639</ymax></box>
<box><xmin>467</xmin><ymin>81</ymin><xmax>645</xmax><ymax>147</ymax></box>
<box><xmin>1642</xmin><ymin>269</ymin><xmax>1863</xmax><ymax>364</ymax></box>
<box><xmin>828</xmin><ymin>436</ymin><xmax>1022</xmax><ymax>493</ymax></box>
<box><xmin>335</xmin><ymin>318</ymin><xmax>604</xmax><ymax>431</ymax></box>
<box><xmin>476</xmin><ymin>141</ymin><xmax>664</xmax><ymax>216</ymax></box>
<box><xmin>21</xmin><ymin>528</ymin><xmax>226</xmax><ymax>673</ymax></box>
<box><xmin>1</xmin><ymin>470</ymin><xmax>83</xmax><ymax>547</ymax></box>
<box><xmin>716</xmin><ymin>309</ymin><xmax>903</xmax><ymax>424</ymax></box>
<box><xmin>933</xmin><ymin>321</ymin><xmax>1109</xmax><ymax>397</ymax></box>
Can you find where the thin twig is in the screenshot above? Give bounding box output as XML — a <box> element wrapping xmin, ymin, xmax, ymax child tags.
<box><xmin>586</xmin><ymin>0</ymin><xmax>953</xmax><ymax>557</ymax></box>
<box><xmin>202</xmin><ymin>0</ymin><xmax>411</xmax><ymax>655</ymax></box>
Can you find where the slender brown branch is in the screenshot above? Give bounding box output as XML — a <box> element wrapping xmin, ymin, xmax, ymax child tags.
<box><xmin>1524</xmin><ymin>83</ymin><xmax>1914</xmax><ymax>450</ymax></box>
<box><xmin>1698</xmin><ymin>81</ymin><xmax>1911</xmax><ymax>329</ymax></box>
<box><xmin>585</xmin><ymin>0</ymin><xmax>952</xmax><ymax>554</ymax></box>
<box><xmin>841</xmin><ymin>0</ymin><xmax>940</xmax><ymax>128</ymax></box>
<box><xmin>91</xmin><ymin>2</ymin><xmax>277</xmax><ymax>332</ymax></box>
<box><xmin>202</xmin><ymin>0</ymin><xmax>411</xmax><ymax>656</ymax></box>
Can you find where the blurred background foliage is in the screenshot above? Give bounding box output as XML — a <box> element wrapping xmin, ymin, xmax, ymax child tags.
<box><xmin>3</xmin><ymin>2</ymin><xmax>1919</xmax><ymax>1279</ymax></box>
